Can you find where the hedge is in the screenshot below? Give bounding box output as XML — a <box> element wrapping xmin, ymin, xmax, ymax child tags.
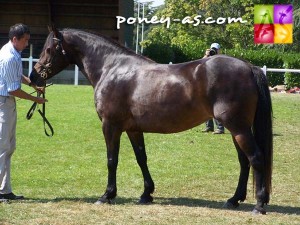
<box><xmin>143</xmin><ymin>43</ymin><xmax>300</xmax><ymax>88</ymax></box>
<box><xmin>283</xmin><ymin>54</ymin><xmax>300</xmax><ymax>90</ymax></box>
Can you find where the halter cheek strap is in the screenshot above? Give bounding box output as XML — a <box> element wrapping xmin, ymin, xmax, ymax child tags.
<box><xmin>53</xmin><ymin>37</ymin><xmax>66</xmax><ymax>55</ymax></box>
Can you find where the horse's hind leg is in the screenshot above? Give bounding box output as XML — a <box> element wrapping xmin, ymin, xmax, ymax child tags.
<box><xmin>127</xmin><ymin>131</ymin><xmax>155</xmax><ymax>204</ymax></box>
<box><xmin>96</xmin><ymin>121</ymin><xmax>122</xmax><ymax>204</ymax></box>
<box><xmin>224</xmin><ymin>135</ymin><xmax>250</xmax><ymax>209</ymax></box>
<box><xmin>229</xmin><ymin>129</ymin><xmax>268</xmax><ymax>214</ymax></box>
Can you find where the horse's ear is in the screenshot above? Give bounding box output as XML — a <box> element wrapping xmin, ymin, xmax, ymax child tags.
<box><xmin>48</xmin><ymin>24</ymin><xmax>59</xmax><ymax>37</ymax></box>
<box><xmin>47</xmin><ymin>25</ymin><xmax>52</xmax><ymax>33</ymax></box>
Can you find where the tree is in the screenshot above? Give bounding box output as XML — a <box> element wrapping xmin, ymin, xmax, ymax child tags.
<box><xmin>133</xmin><ymin>0</ymin><xmax>163</xmax><ymax>53</ymax></box>
<box><xmin>143</xmin><ymin>0</ymin><xmax>300</xmax><ymax>63</ymax></box>
<box><xmin>142</xmin><ymin>0</ymin><xmax>255</xmax><ymax>62</ymax></box>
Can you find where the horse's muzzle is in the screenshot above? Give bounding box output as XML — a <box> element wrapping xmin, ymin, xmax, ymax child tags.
<box><xmin>29</xmin><ymin>69</ymin><xmax>46</xmax><ymax>87</ymax></box>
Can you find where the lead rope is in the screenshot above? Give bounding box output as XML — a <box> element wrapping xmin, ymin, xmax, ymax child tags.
<box><xmin>26</xmin><ymin>92</ymin><xmax>54</xmax><ymax>137</ymax></box>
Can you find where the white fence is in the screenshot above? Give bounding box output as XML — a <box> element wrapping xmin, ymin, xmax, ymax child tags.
<box><xmin>22</xmin><ymin>57</ymin><xmax>300</xmax><ymax>85</ymax></box>
<box><xmin>262</xmin><ymin>65</ymin><xmax>300</xmax><ymax>76</ymax></box>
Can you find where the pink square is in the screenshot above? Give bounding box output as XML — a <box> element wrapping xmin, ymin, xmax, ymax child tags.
<box><xmin>254</xmin><ymin>24</ymin><xmax>274</xmax><ymax>43</ymax></box>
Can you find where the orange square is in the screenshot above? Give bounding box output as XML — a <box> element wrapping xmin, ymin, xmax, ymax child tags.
<box><xmin>274</xmin><ymin>24</ymin><xmax>293</xmax><ymax>43</ymax></box>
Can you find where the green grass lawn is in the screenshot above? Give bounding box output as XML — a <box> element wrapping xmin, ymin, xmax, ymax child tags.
<box><xmin>1</xmin><ymin>85</ymin><xmax>300</xmax><ymax>224</ymax></box>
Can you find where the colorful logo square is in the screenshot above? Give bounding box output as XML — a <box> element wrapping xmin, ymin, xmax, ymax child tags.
<box><xmin>274</xmin><ymin>4</ymin><xmax>293</xmax><ymax>24</ymax></box>
<box><xmin>254</xmin><ymin>5</ymin><xmax>274</xmax><ymax>24</ymax></box>
<box><xmin>274</xmin><ymin>24</ymin><xmax>293</xmax><ymax>43</ymax></box>
<box><xmin>254</xmin><ymin>4</ymin><xmax>293</xmax><ymax>44</ymax></box>
<box><xmin>254</xmin><ymin>24</ymin><xmax>274</xmax><ymax>44</ymax></box>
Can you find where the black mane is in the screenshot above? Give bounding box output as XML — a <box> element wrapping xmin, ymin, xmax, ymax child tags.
<box><xmin>40</xmin><ymin>32</ymin><xmax>55</xmax><ymax>57</ymax></box>
<box><xmin>61</xmin><ymin>28</ymin><xmax>153</xmax><ymax>62</ymax></box>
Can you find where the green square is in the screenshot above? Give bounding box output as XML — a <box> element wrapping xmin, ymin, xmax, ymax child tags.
<box><xmin>254</xmin><ymin>5</ymin><xmax>274</xmax><ymax>24</ymax></box>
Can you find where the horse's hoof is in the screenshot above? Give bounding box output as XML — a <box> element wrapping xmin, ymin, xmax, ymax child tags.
<box><xmin>138</xmin><ymin>195</ymin><xmax>153</xmax><ymax>204</ymax></box>
<box><xmin>252</xmin><ymin>207</ymin><xmax>266</xmax><ymax>215</ymax></box>
<box><xmin>223</xmin><ymin>201</ymin><xmax>239</xmax><ymax>209</ymax></box>
<box><xmin>94</xmin><ymin>198</ymin><xmax>112</xmax><ymax>205</ymax></box>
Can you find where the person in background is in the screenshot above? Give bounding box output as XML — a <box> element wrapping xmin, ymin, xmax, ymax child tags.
<box><xmin>202</xmin><ymin>43</ymin><xmax>225</xmax><ymax>134</ymax></box>
<box><xmin>0</xmin><ymin>23</ymin><xmax>47</xmax><ymax>201</ymax></box>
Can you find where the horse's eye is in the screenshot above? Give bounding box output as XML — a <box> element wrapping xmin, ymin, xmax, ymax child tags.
<box><xmin>46</xmin><ymin>47</ymin><xmax>51</xmax><ymax>54</ymax></box>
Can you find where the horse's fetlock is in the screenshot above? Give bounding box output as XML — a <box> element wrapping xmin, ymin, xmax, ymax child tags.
<box><xmin>256</xmin><ymin>190</ymin><xmax>270</xmax><ymax>204</ymax></box>
<box><xmin>144</xmin><ymin>181</ymin><xmax>155</xmax><ymax>193</ymax></box>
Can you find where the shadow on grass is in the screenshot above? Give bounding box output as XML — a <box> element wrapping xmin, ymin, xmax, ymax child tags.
<box><xmin>154</xmin><ymin>197</ymin><xmax>300</xmax><ymax>215</ymax></box>
<box><xmin>24</xmin><ymin>196</ymin><xmax>300</xmax><ymax>215</ymax></box>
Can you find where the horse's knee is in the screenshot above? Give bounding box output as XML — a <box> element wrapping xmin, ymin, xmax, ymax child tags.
<box><xmin>107</xmin><ymin>158</ymin><xmax>118</xmax><ymax>170</ymax></box>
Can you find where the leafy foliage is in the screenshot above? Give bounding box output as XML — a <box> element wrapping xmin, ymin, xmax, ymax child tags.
<box><xmin>142</xmin><ymin>0</ymin><xmax>300</xmax><ymax>87</ymax></box>
<box><xmin>283</xmin><ymin>54</ymin><xmax>300</xmax><ymax>89</ymax></box>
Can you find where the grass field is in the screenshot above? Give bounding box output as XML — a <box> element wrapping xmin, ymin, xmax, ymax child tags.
<box><xmin>1</xmin><ymin>85</ymin><xmax>300</xmax><ymax>224</ymax></box>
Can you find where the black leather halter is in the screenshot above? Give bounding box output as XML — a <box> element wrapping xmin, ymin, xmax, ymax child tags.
<box><xmin>26</xmin><ymin>84</ymin><xmax>54</xmax><ymax>137</ymax></box>
<box><xmin>37</xmin><ymin>36</ymin><xmax>66</xmax><ymax>80</ymax></box>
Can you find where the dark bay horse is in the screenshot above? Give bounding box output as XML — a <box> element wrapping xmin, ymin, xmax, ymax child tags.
<box><xmin>30</xmin><ymin>26</ymin><xmax>273</xmax><ymax>214</ymax></box>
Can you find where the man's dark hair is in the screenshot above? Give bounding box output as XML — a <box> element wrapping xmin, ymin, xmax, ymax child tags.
<box><xmin>9</xmin><ymin>23</ymin><xmax>30</xmax><ymax>40</ymax></box>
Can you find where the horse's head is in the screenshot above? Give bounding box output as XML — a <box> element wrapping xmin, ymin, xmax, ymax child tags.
<box><xmin>30</xmin><ymin>25</ymin><xmax>69</xmax><ymax>87</ymax></box>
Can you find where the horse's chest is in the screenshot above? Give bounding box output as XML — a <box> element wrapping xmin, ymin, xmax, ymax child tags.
<box><xmin>94</xmin><ymin>86</ymin><xmax>129</xmax><ymax>120</ymax></box>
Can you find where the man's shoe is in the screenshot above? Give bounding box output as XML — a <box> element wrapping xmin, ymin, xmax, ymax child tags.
<box><xmin>202</xmin><ymin>128</ymin><xmax>214</xmax><ymax>133</ymax></box>
<box><xmin>0</xmin><ymin>193</ymin><xmax>24</xmax><ymax>200</ymax></box>
<box><xmin>213</xmin><ymin>129</ymin><xmax>224</xmax><ymax>134</ymax></box>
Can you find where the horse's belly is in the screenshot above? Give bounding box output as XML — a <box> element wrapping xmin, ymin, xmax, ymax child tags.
<box><xmin>130</xmin><ymin>106</ymin><xmax>209</xmax><ymax>133</ymax></box>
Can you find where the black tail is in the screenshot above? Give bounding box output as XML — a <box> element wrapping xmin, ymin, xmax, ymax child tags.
<box><xmin>251</xmin><ymin>66</ymin><xmax>273</xmax><ymax>202</ymax></box>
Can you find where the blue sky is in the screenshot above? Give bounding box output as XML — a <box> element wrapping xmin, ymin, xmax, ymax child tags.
<box><xmin>152</xmin><ymin>0</ymin><xmax>164</xmax><ymax>7</ymax></box>
<box><xmin>140</xmin><ymin>0</ymin><xmax>165</xmax><ymax>7</ymax></box>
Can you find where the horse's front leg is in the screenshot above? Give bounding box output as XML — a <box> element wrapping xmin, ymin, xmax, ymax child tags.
<box><xmin>95</xmin><ymin>120</ymin><xmax>122</xmax><ymax>204</ymax></box>
<box><xmin>127</xmin><ymin>131</ymin><xmax>154</xmax><ymax>204</ymax></box>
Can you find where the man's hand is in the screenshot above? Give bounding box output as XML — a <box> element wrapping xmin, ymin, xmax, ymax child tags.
<box><xmin>34</xmin><ymin>96</ymin><xmax>48</xmax><ymax>104</ymax></box>
<box><xmin>33</xmin><ymin>84</ymin><xmax>45</xmax><ymax>94</ymax></box>
<box><xmin>205</xmin><ymin>49</ymin><xmax>210</xmax><ymax>57</ymax></box>
<box><xmin>202</xmin><ymin>49</ymin><xmax>210</xmax><ymax>58</ymax></box>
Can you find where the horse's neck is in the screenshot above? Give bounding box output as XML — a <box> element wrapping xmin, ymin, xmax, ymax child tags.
<box><xmin>69</xmin><ymin>34</ymin><xmax>151</xmax><ymax>87</ymax></box>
